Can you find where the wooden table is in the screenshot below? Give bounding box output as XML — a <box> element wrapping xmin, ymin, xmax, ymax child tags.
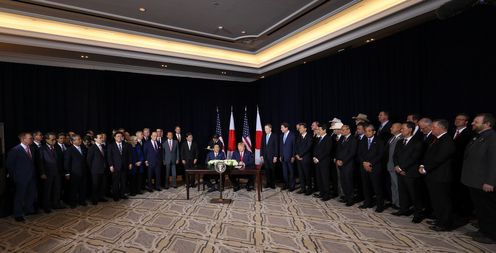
<box><xmin>185</xmin><ymin>166</ymin><xmax>263</xmax><ymax>201</ymax></box>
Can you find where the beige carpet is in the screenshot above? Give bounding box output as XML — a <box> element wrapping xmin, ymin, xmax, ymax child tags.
<box><xmin>1</xmin><ymin>187</ymin><xmax>495</xmax><ymax>253</ymax></box>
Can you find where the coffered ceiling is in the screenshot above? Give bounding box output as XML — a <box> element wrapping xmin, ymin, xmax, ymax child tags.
<box><xmin>0</xmin><ymin>0</ymin><xmax>450</xmax><ymax>82</ymax></box>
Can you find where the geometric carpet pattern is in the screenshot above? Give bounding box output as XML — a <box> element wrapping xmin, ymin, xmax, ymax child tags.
<box><xmin>1</xmin><ymin>187</ymin><xmax>496</xmax><ymax>253</ymax></box>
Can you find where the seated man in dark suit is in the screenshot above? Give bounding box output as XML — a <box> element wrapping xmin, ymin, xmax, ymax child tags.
<box><xmin>230</xmin><ymin>142</ymin><xmax>255</xmax><ymax>192</ymax></box>
<box><xmin>205</xmin><ymin>144</ymin><xmax>226</xmax><ymax>192</ymax></box>
<box><xmin>6</xmin><ymin>132</ymin><xmax>37</xmax><ymax>222</ymax></box>
<box><xmin>64</xmin><ymin>134</ymin><xmax>88</xmax><ymax>208</ymax></box>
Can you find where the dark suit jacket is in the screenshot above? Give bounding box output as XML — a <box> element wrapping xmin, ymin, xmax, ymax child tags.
<box><xmin>106</xmin><ymin>142</ymin><xmax>132</xmax><ymax>172</ymax></box>
<box><xmin>377</xmin><ymin>121</ymin><xmax>393</xmax><ymax>143</ymax></box>
<box><xmin>280</xmin><ymin>131</ymin><xmax>296</xmax><ymax>161</ymax></box>
<box><xmin>313</xmin><ymin>135</ymin><xmax>333</xmax><ymax>165</ymax></box>
<box><xmin>335</xmin><ymin>135</ymin><xmax>357</xmax><ymax>167</ymax></box>
<box><xmin>452</xmin><ymin>128</ymin><xmax>473</xmax><ymax>178</ymax></box>
<box><xmin>163</xmin><ymin>139</ymin><xmax>180</xmax><ymax>164</ymax></box>
<box><xmin>422</xmin><ymin>133</ymin><xmax>456</xmax><ymax>182</ymax></box>
<box><xmin>39</xmin><ymin>144</ymin><xmax>60</xmax><ymax>176</ymax></box>
<box><xmin>143</xmin><ymin>141</ymin><xmax>161</xmax><ymax>168</ymax></box>
<box><xmin>64</xmin><ymin>145</ymin><xmax>87</xmax><ymax>176</ymax></box>
<box><xmin>206</xmin><ymin>151</ymin><xmax>226</xmax><ymax>163</ymax></box>
<box><xmin>295</xmin><ymin>133</ymin><xmax>313</xmax><ymax>163</ymax></box>
<box><xmin>393</xmin><ymin>138</ymin><xmax>424</xmax><ymax>178</ymax></box>
<box><xmin>358</xmin><ymin>136</ymin><xmax>385</xmax><ymax>170</ymax></box>
<box><xmin>87</xmin><ymin>144</ymin><xmax>106</xmax><ymax>175</ymax></box>
<box><xmin>461</xmin><ymin>129</ymin><xmax>496</xmax><ymax>189</ymax></box>
<box><xmin>261</xmin><ymin>132</ymin><xmax>278</xmax><ymax>160</ymax></box>
<box><xmin>181</xmin><ymin>142</ymin><xmax>199</xmax><ymax>162</ymax></box>
<box><xmin>207</xmin><ymin>139</ymin><xmax>224</xmax><ymax>151</ymax></box>
<box><xmin>6</xmin><ymin>144</ymin><xmax>37</xmax><ymax>182</ymax></box>
<box><xmin>232</xmin><ymin>150</ymin><xmax>254</xmax><ymax>167</ymax></box>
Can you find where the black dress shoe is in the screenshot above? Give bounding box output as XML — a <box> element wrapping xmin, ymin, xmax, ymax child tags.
<box><xmin>359</xmin><ymin>204</ymin><xmax>371</xmax><ymax>209</ymax></box>
<box><xmin>288</xmin><ymin>188</ymin><xmax>295</xmax><ymax>192</ymax></box>
<box><xmin>338</xmin><ymin>199</ymin><xmax>347</xmax><ymax>203</ymax></box>
<box><xmin>270</xmin><ymin>186</ymin><xmax>276</xmax><ymax>189</ymax></box>
<box><xmin>472</xmin><ymin>235</ymin><xmax>496</xmax><ymax>244</ymax></box>
<box><xmin>465</xmin><ymin>231</ymin><xmax>484</xmax><ymax>238</ymax></box>
<box><xmin>99</xmin><ymin>198</ymin><xmax>108</xmax><ymax>202</ymax></box>
<box><xmin>207</xmin><ymin>187</ymin><xmax>216</xmax><ymax>193</ymax></box>
<box><xmin>321</xmin><ymin>196</ymin><xmax>331</xmax><ymax>201</ymax></box>
<box><xmin>426</xmin><ymin>220</ymin><xmax>438</xmax><ymax>226</ymax></box>
<box><xmin>313</xmin><ymin>193</ymin><xmax>321</xmax><ymax>198</ymax></box>
<box><xmin>54</xmin><ymin>205</ymin><xmax>67</xmax><ymax>209</ymax></box>
<box><xmin>375</xmin><ymin>207</ymin><xmax>384</xmax><ymax>213</ymax></box>
<box><xmin>121</xmin><ymin>195</ymin><xmax>129</xmax><ymax>199</ymax></box>
<box><xmin>392</xmin><ymin>211</ymin><xmax>406</xmax><ymax>216</ymax></box>
<box><xmin>305</xmin><ymin>190</ymin><xmax>313</xmax><ymax>196</ymax></box>
<box><xmin>297</xmin><ymin>189</ymin><xmax>306</xmax><ymax>194</ymax></box>
<box><xmin>148</xmin><ymin>189</ymin><xmax>153</xmax><ymax>192</ymax></box>
<box><xmin>79</xmin><ymin>202</ymin><xmax>87</xmax><ymax>206</ymax></box>
<box><xmin>130</xmin><ymin>193</ymin><xmax>136</xmax><ymax>196</ymax></box>
<box><xmin>113</xmin><ymin>198</ymin><xmax>119</xmax><ymax>202</ymax></box>
<box><xmin>412</xmin><ymin>215</ymin><xmax>425</xmax><ymax>223</ymax></box>
<box><xmin>346</xmin><ymin>201</ymin><xmax>354</xmax><ymax>207</ymax></box>
<box><xmin>70</xmin><ymin>204</ymin><xmax>77</xmax><ymax>209</ymax></box>
<box><xmin>15</xmin><ymin>216</ymin><xmax>25</xmax><ymax>222</ymax></box>
<box><xmin>155</xmin><ymin>188</ymin><xmax>162</xmax><ymax>192</ymax></box>
<box><xmin>429</xmin><ymin>225</ymin><xmax>451</xmax><ymax>232</ymax></box>
<box><xmin>164</xmin><ymin>187</ymin><xmax>169</xmax><ymax>190</ymax></box>
<box><xmin>233</xmin><ymin>186</ymin><xmax>240</xmax><ymax>192</ymax></box>
<box><xmin>44</xmin><ymin>209</ymin><xmax>52</xmax><ymax>214</ymax></box>
<box><xmin>92</xmin><ymin>201</ymin><xmax>98</xmax><ymax>205</ymax></box>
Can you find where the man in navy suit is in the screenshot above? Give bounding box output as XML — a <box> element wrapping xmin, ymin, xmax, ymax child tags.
<box><xmin>205</xmin><ymin>144</ymin><xmax>226</xmax><ymax>192</ymax></box>
<box><xmin>87</xmin><ymin>133</ymin><xmax>108</xmax><ymax>205</ymax></box>
<box><xmin>230</xmin><ymin>142</ymin><xmax>255</xmax><ymax>192</ymax></box>
<box><xmin>279</xmin><ymin>122</ymin><xmax>296</xmax><ymax>191</ymax></box>
<box><xmin>358</xmin><ymin>124</ymin><xmax>385</xmax><ymax>212</ymax></box>
<box><xmin>6</xmin><ymin>132</ymin><xmax>37</xmax><ymax>222</ymax></box>
<box><xmin>39</xmin><ymin>132</ymin><xmax>65</xmax><ymax>213</ymax></box>
<box><xmin>64</xmin><ymin>134</ymin><xmax>88</xmax><ymax>208</ymax></box>
<box><xmin>295</xmin><ymin>123</ymin><xmax>313</xmax><ymax>195</ymax></box>
<box><xmin>144</xmin><ymin>131</ymin><xmax>162</xmax><ymax>191</ymax></box>
<box><xmin>163</xmin><ymin>132</ymin><xmax>180</xmax><ymax>189</ymax></box>
<box><xmin>261</xmin><ymin>124</ymin><xmax>278</xmax><ymax>189</ymax></box>
<box><xmin>107</xmin><ymin>131</ymin><xmax>132</xmax><ymax>201</ymax></box>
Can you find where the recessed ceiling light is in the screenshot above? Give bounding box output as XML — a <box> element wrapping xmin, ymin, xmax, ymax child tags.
<box><xmin>337</xmin><ymin>48</ymin><xmax>345</xmax><ymax>52</ymax></box>
<box><xmin>260</xmin><ymin>76</ymin><xmax>265</xmax><ymax>79</ymax></box>
<box><xmin>366</xmin><ymin>38</ymin><xmax>375</xmax><ymax>43</ymax></box>
<box><xmin>139</xmin><ymin>7</ymin><xmax>146</xmax><ymax>12</ymax></box>
<box><xmin>303</xmin><ymin>61</ymin><xmax>307</xmax><ymax>64</ymax></box>
<box><xmin>161</xmin><ymin>64</ymin><xmax>167</xmax><ymax>68</ymax></box>
<box><xmin>221</xmin><ymin>71</ymin><xmax>227</xmax><ymax>75</ymax></box>
<box><xmin>241</xmin><ymin>30</ymin><xmax>246</xmax><ymax>34</ymax></box>
<box><xmin>80</xmin><ymin>55</ymin><xmax>89</xmax><ymax>59</ymax></box>
<box><xmin>218</xmin><ymin>26</ymin><xmax>223</xmax><ymax>30</ymax></box>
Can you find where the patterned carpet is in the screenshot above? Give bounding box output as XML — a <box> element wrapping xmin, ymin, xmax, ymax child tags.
<box><xmin>0</xmin><ymin>186</ymin><xmax>495</xmax><ymax>253</ymax></box>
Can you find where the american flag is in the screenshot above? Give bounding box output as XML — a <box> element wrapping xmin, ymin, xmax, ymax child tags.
<box><xmin>215</xmin><ymin>107</ymin><xmax>224</xmax><ymax>149</ymax></box>
<box><xmin>242</xmin><ymin>106</ymin><xmax>252</xmax><ymax>152</ymax></box>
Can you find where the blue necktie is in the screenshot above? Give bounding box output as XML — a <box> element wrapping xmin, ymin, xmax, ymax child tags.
<box><xmin>368</xmin><ymin>138</ymin><xmax>372</xmax><ymax>150</ymax></box>
<box><xmin>283</xmin><ymin>133</ymin><xmax>287</xmax><ymax>144</ymax></box>
<box><xmin>266</xmin><ymin>134</ymin><xmax>270</xmax><ymax>145</ymax></box>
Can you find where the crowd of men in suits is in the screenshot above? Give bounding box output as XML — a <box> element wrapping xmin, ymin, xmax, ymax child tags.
<box><xmin>4</xmin><ymin>112</ymin><xmax>496</xmax><ymax>244</ymax></box>
<box><xmin>5</xmin><ymin>126</ymin><xmax>198</xmax><ymax>220</ymax></box>
<box><xmin>255</xmin><ymin>112</ymin><xmax>495</xmax><ymax>244</ymax></box>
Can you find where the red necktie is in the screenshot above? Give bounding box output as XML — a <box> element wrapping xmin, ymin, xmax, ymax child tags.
<box><xmin>454</xmin><ymin>130</ymin><xmax>460</xmax><ymax>139</ymax></box>
<box><xmin>240</xmin><ymin>152</ymin><xmax>244</xmax><ymax>161</ymax></box>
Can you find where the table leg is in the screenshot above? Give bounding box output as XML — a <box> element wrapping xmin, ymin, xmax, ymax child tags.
<box><xmin>257</xmin><ymin>171</ymin><xmax>261</xmax><ymax>201</ymax></box>
<box><xmin>186</xmin><ymin>173</ymin><xmax>190</xmax><ymax>200</ymax></box>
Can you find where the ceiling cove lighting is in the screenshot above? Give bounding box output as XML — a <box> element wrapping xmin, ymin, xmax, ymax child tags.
<box><xmin>0</xmin><ymin>0</ymin><xmax>413</xmax><ymax>68</ymax></box>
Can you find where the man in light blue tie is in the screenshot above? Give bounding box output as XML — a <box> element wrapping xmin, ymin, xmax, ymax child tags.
<box><xmin>279</xmin><ymin>122</ymin><xmax>296</xmax><ymax>191</ymax></box>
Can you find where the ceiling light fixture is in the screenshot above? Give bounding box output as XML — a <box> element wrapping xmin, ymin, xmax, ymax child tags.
<box><xmin>218</xmin><ymin>26</ymin><xmax>223</xmax><ymax>30</ymax></box>
<box><xmin>139</xmin><ymin>7</ymin><xmax>146</xmax><ymax>12</ymax></box>
<box><xmin>241</xmin><ymin>30</ymin><xmax>246</xmax><ymax>34</ymax></box>
<box><xmin>303</xmin><ymin>61</ymin><xmax>307</xmax><ymax>64</ymax></box>
<box><xmin>80</xmin><ymin>55</ymin><xmax>89</xmax><ymax>59</ymax></box>
<box><xmin>366</xmin><ymin>38</ymin><xmax>375</xmax><ymax>43</ymax></box>
<box><xmin>260</xmin><ymin>76</ymin><xmax>265</xmax><ymax>79</ymax></box>
<box><xmin>221</xmin><ymin>71</ymin><xmax>227</xmax><ymax>75</ymax></box>
<box><xmin>337</xmin><ymin>48</ymin><xmax>345</xmax><ymax>52</ymax></box>
<box><xmin>161</xmin><ymin>64</ymin><xmax>167</xmax><ymax>68</ymax></box>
